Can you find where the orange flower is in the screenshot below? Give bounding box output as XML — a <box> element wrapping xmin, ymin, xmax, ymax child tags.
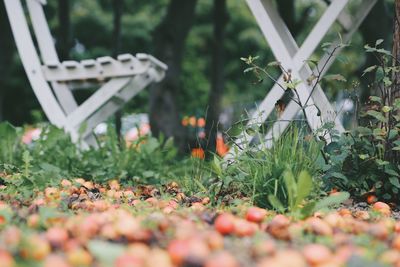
<box><xmin>216</xmin><ymin>134</ymin><xmax>229</xmax><ymax>157</ymax></box>
<box><xmin>197</xmin><ymin>118</ymin><xmax>206</xmax><ymax>128</ymax></box>
<box><xmin>189</xmin><ymin>116</ymin><xmax>197</xmax><ymax>127</ymax></box>
<box><xmin>181</xmin><ymin>117</ymin><xmax>189</xmax><ymax>126</ymax></box>
<box><xmin>191</xmin><ymin>148</ymin><xmax>205</xmax><ymax>159</ymax></box>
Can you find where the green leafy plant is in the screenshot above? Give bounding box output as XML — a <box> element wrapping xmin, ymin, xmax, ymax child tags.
<box><xmin>0</xmin><ymin>122</ymin><xmax>188</xmax><ymax>192</ymax></box>
<box><xmin>211</xmin><ymin>124</ymin><xmax>322</xmax><ymax>208</ymax></box>
<box><xmin>239</xmin><ymin>39</ymin><xmax>348</xmax><ymax>142</ymax></box>
<box><xmin>268</xmin><ymin>168</ymin><xmax>349</xmax><ymax>218</ymax></box>
<box><xmin>320</xmin><ymin>40</ymin><xmax>400</xmax><ymax>202</ymax></box>
<box><xmin>0</xmin><ymin>122</ymin><xmax>23</xmax><ymax>165</ymax></box>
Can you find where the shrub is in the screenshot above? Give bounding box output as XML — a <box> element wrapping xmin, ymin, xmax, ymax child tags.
<box><xmin>320</xmin><ymin>40</ymin><xmax>400</xmax><ymax>202</ymax></box>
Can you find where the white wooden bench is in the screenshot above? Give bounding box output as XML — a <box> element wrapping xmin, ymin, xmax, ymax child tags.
<box><xmin>4</xmin><ymin>0</ymin><xmax>167</xmax><ymax>147</ymax></box>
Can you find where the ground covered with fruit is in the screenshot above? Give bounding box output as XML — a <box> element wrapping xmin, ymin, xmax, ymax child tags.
<box><xmin>0</xmin><ymin>179</ymin><xmax>399</xmax><ymax>267</ymax></box>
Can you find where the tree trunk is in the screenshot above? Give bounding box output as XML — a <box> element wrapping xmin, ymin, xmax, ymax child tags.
<box><xmin>0</xmin><ymin>1</ymin><xmax>14</xmax><ymax>122</ymax></box>
<box><xmin>112</xmin><ymin>0</ymin><xmax>123</xmax><ymax>141</ymax></box>
<box><xmin>389</xmin><ymin>0</ymin><xmax>400</xmax><ymax>164</ymax></box>
<box><xmin>205</xmin><ymin>0</ymin><xmax>228</xmax><ymax>154</ymax></box>
<box><xmin>276</xmin><ymin>0</ymin><xmax>311</xmax><ymax>37</ymax></box>
<box><xmin>392</xmin><ymin>0</ymin><xmax>400</xmax><ymax>98</ymax></box>
<box><xmin>276</xmin><ymin>0</ymin><xmax>295</xmax><ymax>34</ymax></box>
<box><xmin>358</xmin><ymin>0</ymin><xmax>392</xmax><ymax>103</ymax></box>
<box><xmin>150</xmin><ymin>0</ymin><xmax>198</xmax><ymax>151</ymax></box>
<box><xmin>57</xmin><ymin>0</ymin><xmax>71</xmax><ymax>60</ymax></box>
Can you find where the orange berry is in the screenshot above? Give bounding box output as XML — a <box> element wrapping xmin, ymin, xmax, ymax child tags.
<box><xmin>234</xmin><ymin>219</ymin><xmax>257</xmax><ymax>237</ymax></box>
<box><xmin>214</xmin><ymin>213</ymin><xmax>235</xmax><ymax>235</ymax></box>
<box><xmin>392</xmin><ymin>235</ymin><xmax>400</xmax><ymax>250</ymax></box>
<box><xmin>373</xmin><ymin>202</ymin><xmax>391</xmax><ymax>216</ymax></box>
<box><xmin>303</xmin><ymin>244</ymin><xmax>332</xmax><ymax>266</ymax></box>
<box><xmin>167</xmin><ymin>239</ymin><xmax>190</xmax><ymax>266</ymax></box>
<box><xmin>0</xmin><ymin>250</ymin><xmax>15</xmax><ymax>267</ymax></box>
<box><xmin>204</xmin><ymin>252</ymin><xmax>239</xmax><ymax>267</ymax></box>
<box><xmin>367</xmin><ymin>194</ymin><xmax>377</xmax><ymax>204</ymax></box>
<box><xmin>67</xmin><ymin>248</ymin><xmax>92</xmax><ymax>266</ymax></box>
<box><xmin>46</xmin><ymin>227</ymin><xmax>69</xmax><ymax>247</ymax></box>
<box><xmin>245</xmin><ymin>207</ymin><xmax>267</xmax><ymax>223</ymax></box>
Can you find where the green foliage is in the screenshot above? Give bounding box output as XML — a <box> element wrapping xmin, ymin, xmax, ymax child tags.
<box><xmin>268</xmin><ymin>168</ymin><xmax>349</xmax><ymax>218</ymax></box>
<box><xmin>212</xmin><ymin>124</ymin><xmax>322</xmax><ymax>208</ymax></box>
<box><xmin>0</xmin><ymin>122</ymin><xmax>23</xmax><ymax>164</ymax></box>
<box><xmin>0</xmin><ymin>122</ymin><xmax>185</xmax><ymax>191</ymax></box>
<box><xmin>320</xmin><ymin>41</ymin><xmax>400</xmax><ymax>202</ymax></box>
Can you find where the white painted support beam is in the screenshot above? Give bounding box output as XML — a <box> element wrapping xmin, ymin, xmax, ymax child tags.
<box><xmin>5</xmin><ymin>0</ymin><xmax>168</xmax><ymax>149</ymax></box>
<box><xmin>66</xmin><ymin>78</ymin><xmax>131</xmax><ymax>128</ymax></box>
<box><xmin>42</xmin><ymin>57</ymin><xmax>149</xmax><ymax>82</ymax></box>
<box><xmin>233</xmin><ymin>0</ymin><xmax>347</xmax><ymax>149</ymax></box>
<box><xmin>261</xmin><ymin>0</ymin><xmax>377</xmax><ymax>148</ymax></box>
<box><xmin>4</xmin><ymin>0</ymin><xmax>69</xmax><ymax>130</ymax></box>
<box><xmin>79</xmin><ymin>74</ymin><xmax>153</xmax><ymax>139</ymax></box>
<box><xmin>225</xmin><ymin>0</ymin><xmax>376</xmax><ymax>160</ymax></box>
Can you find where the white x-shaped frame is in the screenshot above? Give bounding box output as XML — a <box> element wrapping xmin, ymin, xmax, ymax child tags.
<box><xmin>225</xmin><ymin>0</ymin><xmax>377</xmax><ymax>159</ymax></box>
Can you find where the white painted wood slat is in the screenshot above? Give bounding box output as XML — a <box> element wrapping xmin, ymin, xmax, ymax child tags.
<box><xmin>4</xmin><ymin>0</ymin><xmax>167</xmax><ymax>148</ymax></box>
<box><xmin>225</xmin><ymin>0</ymin><xmax>376</xmax><ymax>160</ymax></box>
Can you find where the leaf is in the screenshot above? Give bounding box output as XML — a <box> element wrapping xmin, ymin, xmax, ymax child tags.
<box><xmin>382</xmin><ymin>106</ymin><xmax>392</xmax><ymax>113</ymax></box>
<box><xmin>283</xmin><ymin>170</ymin><xmax>297</xmax><ymax>209</ymax></box>
<box><xmin>324</xmin><ymin>74</ymin><xmax>347</xmax><ymax>82</ymax></box>
<box><xmin>226</xmin><ymin>120</ymin><xmax>248</xmax><ymax>137</ymax></box>
<box><xmin>314</xmin><ymin>192</ymin><xmax>350</xmax><ymax>211</ymax></box>
<box><xmin>376</xmin><ymin>159</ymin><xmax>389</xmax><ymax>166</ymax></box>
<box><xmin>211</xmin><ymin>156</ymin><xmax>223</xmax><ymax>177</ymax></box>
<box><xmin>245</xmin><ymin>126</ymin><xmax>257</xmax><ymax>136</ymax></box>
<box><xmin>389</xmin><ymin>177</ymin><xmax>400</xmax><ymax>188</ymax></box>
<box><xmin>388</xmin><ymin>129</ymin><xmax>398</xmax><ymax>140</ymax></box>
<box><xmin>22</xmin><ymin>150</ymin><xmax>32</xmax><ymax>178</ymax></box>
<box><xmin>301</xmin><ymin>202</ymin><xmax>316</xmax><ymax>218</ymax></box>
<box><xmin>394</xmin><ymin>99</ymin><xmax>400</xmax><ymax>109</ymax></box>
<box><xmin>141</xmin><ymin>137</ymin><xmax>159</xmax><ymax>154</ymax></box>
<box><xmin>383</xmin><ymin>77</ymin><xmax>392</xmax><ymax>86</ymax></box>
<box><xmin>369</xmin><ymin>96</ymin><xmax>382</xmax><ymax>103</ymax></box>
<box><xmin>376</xmin><ymin>48</ymin><xmax>391</xmax><ymax>56</ymax></box>
<box><xmin>375</xmin><ymin>39</ymin><xmax>384</xmax><ymax>46</ymax></box>
<box><xmin>328</xmin><ymin>172</ymin><xmax>348</xmax><ymax>181</ymax></box>
<box><xmin>295</xmin><ymin>171</ymin><xmax>312</xmax><ymax>208</ymax></box>
<box><xmin>267</xmin><ymin>61</ymin><xmax>280</xmax><ymax>67</ymax></box>
<box><xmin>321</xmin><ymin>42</ymin><xmax>332</xmax><ymax>48</ymax></box>
<box><xmin>88</xmin><ymin>240</ymin><xmax>125</xmax><ymax>266</ymax></box>
<box><xmin>336</xmin><ymin>54</ymin><xmax>349</xmax><ymax>64</ymax></box>
<box><xmin>0</xmin><ymin>122</ymin><xmax>19</xmax><ymax>164</ymax></box>
<box><xmin>142</xmin><ymin>171</ymin><xmax>155</xmax><ymax>178</ymax></box>
<box><xmin>362</xmin><ymin>65</ymin><xmax>377</xmax><ymax>76</ymax></box>
<box><xmin>268</xmin><ymin>195</ymin><xmax>285</xmax><ymax>213</ymax></box>
<box><xmin>366</xmin><ymin>110</ymin><xmax>387</xmax><ymax>122</ymax></box>
<box><xmin>385</xmin><ymin>168</ymin><xmax>399</xmax><ymax>176</ymax></box>
<box><xmin>324</xmin><ymin>141</ymin><xmax>341</xmax><ymax>154</ymax></box>
<box><xmin>244</xmin><ymin>67</ymin><xmax>255</xmax><ymax>73</ymax></box>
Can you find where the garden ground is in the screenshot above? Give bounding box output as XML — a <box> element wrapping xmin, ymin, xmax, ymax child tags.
<box><xmin>0</xmin><ymin>177</ymin><xmax>400</xmax><ymax>267</ymax></box>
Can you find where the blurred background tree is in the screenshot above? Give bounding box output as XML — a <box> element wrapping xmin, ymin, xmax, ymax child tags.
<box><xmin>0</xmin><ymin>0</ymin><xmax>395</xmax><ymax>152</ymax></box>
